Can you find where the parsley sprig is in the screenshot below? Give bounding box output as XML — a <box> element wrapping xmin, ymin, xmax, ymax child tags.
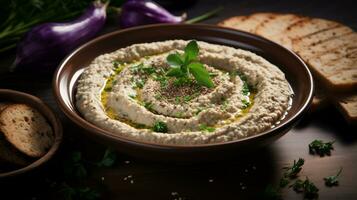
<box><xmin>324</xmin><ymin>167</ymin><xmax>342</xmax><ymax>187</ymax></box>
<box><xmin>283</xmin><ymin>158</ymin><xmax>305</xmax><ymax>178</ymax></box>
<box><xmin>166</xmin><ymin>40</ymin><xmax>214</xmax><ymax>88</ymax></box>
<box><xmin>290</xmin><ymin>177</ymin><xmax>319</xmax><ymax>199</ymax></box>
<box><xmin>309</xmin><ymin>139</ymin><xmax>335</xmax><ymax>156</ymax></box>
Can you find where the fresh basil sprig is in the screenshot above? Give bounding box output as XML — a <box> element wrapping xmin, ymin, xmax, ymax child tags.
<box><xmin>166</xmin><ymin>40</ymin><xmax>214</xmax><ymax>88</ymax></box>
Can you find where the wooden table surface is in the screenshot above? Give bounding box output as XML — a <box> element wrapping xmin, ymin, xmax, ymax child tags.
<box><xmin>0</xmin><ymin>0</ymin><xmax>356</xmax><ymax>199</ymax></box>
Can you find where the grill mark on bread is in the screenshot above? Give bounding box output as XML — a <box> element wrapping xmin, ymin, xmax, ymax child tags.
<box><xmin>295</xmin><ymin>32</ymin><xmax>356</xmax><ymax>58</ymax></box>
<box><xmin>286</xmin><ymin>18</ymin><xmax>311</xmax><ymax>31</ymax></box>
<box><xmin>296</xmin><ymin>24</ymin><xmax>342</xmax><ymax>41</ymax></box>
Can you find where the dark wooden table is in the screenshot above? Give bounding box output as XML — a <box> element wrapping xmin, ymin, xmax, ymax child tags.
<box><xmin>1</xmin><ymin>0</ymin><xmax>356</xmax><ymax>199</ymax></box>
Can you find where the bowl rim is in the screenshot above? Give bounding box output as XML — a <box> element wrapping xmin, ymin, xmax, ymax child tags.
<box><xmin>0</xmin><ymin>89</ymin><xmax>63</xmax><ymax>178</ymax></box>
<box><xmin>53</xmin><ymin>23</ymin><xmax>313</xmax><ymax>149</ymax></box>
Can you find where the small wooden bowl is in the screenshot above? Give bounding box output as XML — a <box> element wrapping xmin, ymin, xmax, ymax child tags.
<box><xmin>54</xmin><ymin>24</ymin><xmax>313</xmax><ymax>161</ymax></box>
<box><xmin>0</xmin><ymin>89</ymin><xmax>62</xmax><ymax>178</ymax></box>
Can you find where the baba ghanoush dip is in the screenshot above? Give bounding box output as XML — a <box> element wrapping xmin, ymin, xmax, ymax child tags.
<box><xmin>76</xmin><ymin>40</ymin><xmax>293</xmax><ymax>145</ymax></box>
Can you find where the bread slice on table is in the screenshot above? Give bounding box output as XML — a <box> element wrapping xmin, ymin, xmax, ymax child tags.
<box><xmin>0</xmin><ymin>134</ymin><xmax>29</xmax><ymax>166</ymax></box>
<box><xmin>218</xmin><ymin>13</ymin><xmax>276</xmax><ymax>34</ymax></box>
<box><xmin>283</xmin><ymin>18</ymin><xmax>341</xmax><ymax>41</ymax></box>
<box><xmin>0</xmin><ymin>104</ymin><xmax>54</xmax><ymax>158</ymax></box>
<box><xmin>255</xmin><ymin>14</ymin><xmax>306</xmax><ymax>49</ymax></box>
<box><xmin>292</xmin><ymin>30</ymin><xmax>357</xmax><ymax>91</ymax></box>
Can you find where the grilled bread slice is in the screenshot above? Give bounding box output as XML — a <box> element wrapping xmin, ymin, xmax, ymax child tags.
<box><xmin>218</xmin><ymin>13</ymin><xmax>276</xmax><ymax>33</ymax></box>
<box><xmin>0</xmin><ymin>104</ymin><xmax>54</xmax><ymax>158</ymax></box>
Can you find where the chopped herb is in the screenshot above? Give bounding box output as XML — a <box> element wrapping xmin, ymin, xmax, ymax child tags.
<box><xmin>142</xmin><ymin>66</ymin><xmax>156</xmax><ymax>74</ymax></box>
<box><xmin>144</xmin><ymin>101</ymin><xmax>153</xmax><ymax>111</ymax></box>
<box><xmin>242</xmin><ymin>81</ymin><xmax>250</xmax><ymax>95</ymax></box>
<box><xmin>242</xmin><ymin>99</ymin><xmax>251</xmax><ymax>109</ymax></box>
<box><xmin>133</xmin><ymin>79</ymin><xmax>145</xmax><ymax>89</ymax></box>
<box><xmin>309</xmin><ymin>139</ymin><xmax>335</xmax><ymax>156</ymax></box>
<box><xmin>199</xmin><ymin>124</ymin><xmax>215</xmax><ymax>132</ymax></box>
<box><xmin>130</xmin><ymin>63</ymin><xmax>143</xmax><ymax>74</ymax></box>
<box><xmin>283</xmin><ymin>158</ymin><xmax>305</xmax><ymax>178</ymax></box>
<box><xmin>166</xmin><ymin>40</ymin><xmax>214</xmax><ymax>88</ymax></box>
<box><xmin>290</xmin><ymin>177</ymin><xmax>319</xmax><ymax>199</ymax></box>
<box><xmin>195</xmin><ymin>107</ymin><xmax>203</xmax><ymax>115</ymax></box>
<box><xmin>113</xmin><ymin>61</ymin><xmax>121</xmax><ymax>68</ymax></box>
<box><xmin>153</xmin><ymin>74</ymin><xmax>169</xmax><ymax>88</ymax></box>
<box><xmin>238</xmin><ymin>72</ymin><xmax>248</xmax><ymax>82</ymax></box>
<box><xmin>324</xmin><ymin>167</ymin><xmax>342</xmax><ymax>187</ymax></box>
<box><xmin>184</xmin><ymin>95</ymin><xmax>192</xmax><ymax>102</ymax></box>
<box><xmin>173</xmin><ymin>76</ymin><xmax>193</xmax><ymax>87</ymax></box>
<box><xmin>175</xmin><ymin>112</ymin><xmax>184</xmax><ymax>118</ymax></box>
<box><xmin>130</xmin><ymin>63</ymin><xmax>156</xmax><ymax>75</ymax></box>
<box><xmin>96</xmin><ymin>148</ymin><xmax>117</xmax><ymax>167</ymax></box>
<box><xmin>152</xmin><ymin>121</ymin><xmax>168</xmax><ymax>133</ymax></box>
<box><xmin>175</xmin><ymin>96</ymin><xmax>181</xmax><ymax>104</ymax></box>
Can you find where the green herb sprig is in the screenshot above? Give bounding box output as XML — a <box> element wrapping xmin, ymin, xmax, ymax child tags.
<box><xmin>283</xmin><ymin>158</ymin><xmax>305</xmax><ymax>178</ymax></box>
<box><xmin>309</xmin><ymin>139</ymin><xmax>335</xmax><ymax>156</ymax></box>
<box><xmin>324</xmin><ymin>167</ymin><xmax>342</xmax><ymax>187</ymax></box>
<box><xmin>199</xmin><ymin>124</ymin><xmax>215</xmax><ymax>132</ymax></box>
<box><xmin>290</xmin><ymin>177</ymin><xmax>319</xmax><ymax>199</ymax></box>
<box><xmin>166</xmin><ymin>40</ymin><xmax>214</xmax><ymax>88</ymax></box>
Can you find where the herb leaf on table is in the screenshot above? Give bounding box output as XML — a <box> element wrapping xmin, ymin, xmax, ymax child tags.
<box><xmin>290</xmin><ymin>177</ymin><xmax>319</xmax><ymax>199</ymax></box>
<box><xmin>324</xmin><ymin>167</ymin><xmax>342</xmax><ymax>187</ymax></box>
<box><xmin>283</xmin><ymin>158</ymin><xmax>305</xmax><ymax>178</ymax></box>
<box><xmin>309</xmin><ymin>139</ymin><xmax>335</xmax><ymax>156</ymax></box>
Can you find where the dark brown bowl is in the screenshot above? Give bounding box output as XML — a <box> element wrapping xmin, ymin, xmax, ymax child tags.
<box><xmin>0</xmin><ymin>89</ymin><xmax>62</xmax><ymax>177</ymax></box>
<box><xmin>53</xmin><ymin>24</ymin><xmax>313</xmax><ymax>161</ymax></box>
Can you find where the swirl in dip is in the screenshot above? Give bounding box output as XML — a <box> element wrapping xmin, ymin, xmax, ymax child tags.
<box><xmin>76</xmin><ymin>40</ymin><xmax>293</xmax><ymax>144</ymax></box>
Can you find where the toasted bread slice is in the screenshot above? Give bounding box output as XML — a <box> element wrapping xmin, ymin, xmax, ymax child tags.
<box><xmin>255</xmin><ymin>14</ymin><xmax>306</xmax><ymax>49</ymax></box>
<box><xmin>284</xmin><ymin>18</ymin><xmax>340</xmax><ymax>40</ymax></box>
<box><xmin>0</xmin><ymin>104</ymin><xmax>54</xmax><ymax>158</ymax></box>
<box><xmin>295</xmin><ymin>32</ymin><xmax>357</xmax><ymax>90</ymax></box>
<box><xmin>0</xmin><ymin>135</ymin><xmax>29</xmax><ymax>166</ymax></box>
<box><xmin>218</xmin><ymin>13</ymin><xmax>276</xmax><ymax>33</ymax></box>
<box><xmin>335</xmin><ymin>94</ymin><xmax>357</xmax><ymax>124</ymax></box>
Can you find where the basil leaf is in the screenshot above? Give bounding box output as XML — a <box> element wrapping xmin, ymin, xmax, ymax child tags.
<box><xmin>166</xmin><ymin>67</ymin><xmax>185</xmax><ymax>77</ymax></box>
<box><xmin>184</xmin><ymin>40</ymin><xmax>199</xmax><ymax>61</ymax></box>
<box><xmin>188</xmin><ymin>62</ymin><xmax>214</xmax><ymax>88</ymax></box>
<box><xmin>167</xmin><ymin>53</ymin><xmax>183</xmax><ymax>67</ymax></box>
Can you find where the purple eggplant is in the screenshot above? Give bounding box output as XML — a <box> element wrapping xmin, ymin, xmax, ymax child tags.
<box><xmin>119</xmin><ymin>0</ymin><xmax>186</xmax><ymax>28</ymax></box>
<box><xmin>11</xmin><ymin>1</ymin><xmax>108</xmax><ymax>72</ymax></box>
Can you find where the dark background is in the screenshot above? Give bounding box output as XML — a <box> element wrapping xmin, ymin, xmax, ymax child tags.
<box><xmin>0</xmin><ymin>0</ymin><xmax>356</xmax><ymax>199</ymax></box>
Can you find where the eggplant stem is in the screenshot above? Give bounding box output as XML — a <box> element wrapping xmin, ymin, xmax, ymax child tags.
<box><xmin>185</xmin><ymin>6</ymin><xmax>223</xmax><ymax>24</ymax></box>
